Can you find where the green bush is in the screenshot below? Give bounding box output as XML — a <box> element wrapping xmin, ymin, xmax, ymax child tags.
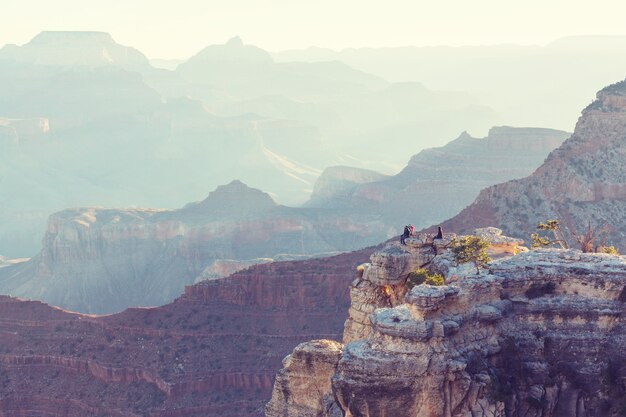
<box><xmin>406</xmin><ymin>268</ymin><xmax>444</xmax><ymax>289</ymax></box>
<box><xmin>601</xmin><ymin>246</ymin><xmax>620</xmax><ymax>255</ymax></box>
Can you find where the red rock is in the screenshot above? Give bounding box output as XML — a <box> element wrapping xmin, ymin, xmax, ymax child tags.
<box><xmin>0</xmin><ymin>248</ymin><xmax>372</xmax><ymax>416</ymax></box>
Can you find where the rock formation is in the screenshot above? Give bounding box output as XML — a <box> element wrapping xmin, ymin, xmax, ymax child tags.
<box><xmin>441</xmin><ymin>79</ymin><xmax>626</xmax><ymax>251</ymax></box>
<box><xmin>0</xmin><ymin>247</ymin><xmax>372</xmax><ymax>417</ymax></box>
<box><xmin>0</xmin><ymin>31</ymin><xmax>151</xmax><ymax>71</ymax></box>
<box><xmin>0</xmin><ymin>181</ymin><xmax>387</xmax><ymax>313</ymax></box>
<box><xmin>307</xmin><ymin>127</ymin><xmax>569</xmax><ymax>230</ymax></box>
<box><xmin>267</xmin><ymin>229</ymin><xmax>626</xmax><ymax>417</ymax></box>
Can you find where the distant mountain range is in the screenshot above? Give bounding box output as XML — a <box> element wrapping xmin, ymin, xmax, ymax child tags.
<box><xmin>274</xmin><ymin>36</ymin><xmax>626</xmax><ymax>132</ymax></box>
<box><xmin>0</xmin><ymin>32</ymin><xmax>499</xmax><ymax>257</ymax></box>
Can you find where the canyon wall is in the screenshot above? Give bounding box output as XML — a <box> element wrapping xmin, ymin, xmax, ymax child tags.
<box><xmin>267</xmin><ymin>230</ymin><xmax>626</xmax><ymax>417</ymax></box>
<box><xmin>0</xmin><ymin>181</ymin><xmax>387</xmax><ymax>313</ymax></box>
<box><xmin>307</xmin><ymin>127</ymin><xmax>569</xmax><ymax>231</ymax></box>
<box><xmin>0</xmin><ymin>248</ymin><xmax>372</xmax><ymax>417</ymax></box>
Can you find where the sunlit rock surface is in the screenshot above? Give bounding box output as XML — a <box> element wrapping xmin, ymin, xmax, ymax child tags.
<box><xmin>267</xmin><ymin>229</ymin><xmax>626</xmax><ymax>417</ymax></box>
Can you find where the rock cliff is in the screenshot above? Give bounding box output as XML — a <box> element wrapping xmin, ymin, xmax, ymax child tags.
<box><xmin>0</xmin><ymin>181</ymin><xmax>387</xmax><ymax>313</ymax></box>
<box><xmin>307</xmin><ymin>127</ymin><xmax>569</xmax><ymax>230</ymax></box>
<box><xmin>0</xmin><ymin>248</ymin><xmax>372</xmax><ymax>417</ymax></box>
<box><xmin>267</xmin><ymin>229</ymin><xmax>626</xmax><ymax>417</ymax></box>
<box><xmin>441</xmin><ymin>79</ymin><xmax>626</xmax><ymax>250</ymax></box>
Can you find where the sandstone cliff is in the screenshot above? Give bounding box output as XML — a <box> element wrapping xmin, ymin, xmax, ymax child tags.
<box><xmin>307</xmin><ymin>127</ymin><xmax>568</xmax><ymax>230</ymax></box>
<box><xmin>0</xmin><ymin>181</ymin><xmax>387</xmax><ymax>313</ymax></box>
<box><xmin>0</xmin><ymin>248</ymin><xmax>372</xmax><ymax>417</ymax></box>
<box><xmin>267</xmin><ymin>229</ymin><xmax>626</xmax><ymax>417</ymax></box>
<box><xmin>440</xmin><ymin>79</ymin><xmax>626</xmax><ymax>250</ymax></box>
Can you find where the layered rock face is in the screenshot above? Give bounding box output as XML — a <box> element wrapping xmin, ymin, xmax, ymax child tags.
<box><xmin>0</xmin><ymin>248</ymin><xmax>372</xmax><ymax>417</ymax></box>
<box><xmin>307</xmin><ymin>127</ymin><xmax>568</xmax><ymax>231</ymax></box>
<box><xmin>441</xmin><ymin>79</ymin><xmax>626</xmax><ymax>250</ymax></box>
<box><xmin>0</xmin><ymin>181</ymin><xmax>386</xmax><ymax>313</ymax></box>
<box><xmin>268</xmin><ymin>229</ymin><xmax>626</xmax><ymax>417</ymax></box>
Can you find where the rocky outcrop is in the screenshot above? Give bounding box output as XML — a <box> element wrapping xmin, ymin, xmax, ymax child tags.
<box><xmin>0</xmin><ymin>181</ymin><xmax>387</xmax><ymax>313</ymax></box>
<box><xmin>267</xmin><ymin>229</ymin><xmax>626</xmax><ymax>417</ymax></box>
<box><xmin>265</xmin><ymin>340</ymin><xmax>343</xmax><ymax>417</ymax></box>
<box><xmin>307</xmin><ymin>127</ymin><xmax>569</xmax><ymax>231</ymax></box>
<box><xmin>0</xmin><ymin>247</ymin><xmax>372</xmax><ymax>417</ymax></box>
<box><xmin>441</xmin><ymin>79</ymin><xmax>626</xmax><ymax>250</ymax></box>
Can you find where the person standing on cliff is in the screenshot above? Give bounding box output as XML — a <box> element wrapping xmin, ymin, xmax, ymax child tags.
<box><xmin>400</xmin><ymin>225</ymin><xmax>411</xmax><ymax>245</ymax></box>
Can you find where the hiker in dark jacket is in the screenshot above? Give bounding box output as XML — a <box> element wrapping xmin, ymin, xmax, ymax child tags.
<box><xmin>400</xmin><ymin>225</ymin><xmax>411</xmax><ymax>245</ymax></box>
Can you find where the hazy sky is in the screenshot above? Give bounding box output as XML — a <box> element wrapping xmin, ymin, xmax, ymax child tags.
<box><xmin>3</xmin><ymin>0</ymin><xmax>626</xmax><ymax>59</ymax></box>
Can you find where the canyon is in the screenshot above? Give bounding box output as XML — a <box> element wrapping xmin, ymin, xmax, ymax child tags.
<box><xmin>0</xmin><ymin>248</ymin><xmax>372</xmax><ymax>417</ymax></box>
<box><xmin>267</xmin><ymin>229</ymin><xmax>626</xmax><ymax>417</ymax></box>
<box><xmin>307</xmin><ymin>126</ymin><xmax>568</xmax><ymax>230</ymax></box>
<box><xmin>0</xmin><ymin>32</ymin><xmax>500</xmax><ymax>257</ymax></box>
<box><xmin>246</xmin><ymin>82</ymin><xmax>626</xmax><ymax>415</ymax></box>
<box><xmin>0</xmin><ymin>125</ymin><xmax>566</xmax><ymax>314</ymax></box>
<box><xmin>3</xmin><ymin>31</ymin><xmax>626</xmax><ymax>417</ymax></box>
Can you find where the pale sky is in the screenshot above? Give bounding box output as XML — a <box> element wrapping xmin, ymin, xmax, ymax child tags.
<box><xmin>3</xmin><ymin>0</ymin><xmax>626</xmax><ymax>59</ymax></box>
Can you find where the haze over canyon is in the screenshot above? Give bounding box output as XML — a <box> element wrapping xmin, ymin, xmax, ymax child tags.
<box><xmin>3</xmin><ymin>24</ymin><xmax>626</xmax><ymax>417</ymax></box>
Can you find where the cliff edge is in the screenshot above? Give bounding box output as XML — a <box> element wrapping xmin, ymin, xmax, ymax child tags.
<box><xmin>267</xmin><ymin>228</ymin><xmax>626</xmax><ymax>417</ymax></box>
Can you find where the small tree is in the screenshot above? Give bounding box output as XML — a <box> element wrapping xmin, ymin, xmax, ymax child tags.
<box><xmin>532</xmin><ymin>219</ymin><xmax>620</xmax><ymax>254</ymax></box>
<box><xmin>531</xmin><ymin>219</ymin><xmax>569</xmax><ymax>249</ymax></box>
<box><xmin>451</xmin><ymin>236</ymin><xmax>491</xmax><ymax>274</ymax></box>
<box><xmin>571</xmin><ymin>221</ymin><xmax>611</xmax><ymax>253</ymax></box>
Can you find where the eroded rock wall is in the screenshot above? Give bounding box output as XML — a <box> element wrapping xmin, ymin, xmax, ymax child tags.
<box><xmin>0</xmin><ymin>248</ymin><xmax>372</xmax><ymax>417</ymax></box>
<box><xmin>267</xmin><ymin>229</ymin><xmax>626</xmax><ymax>417</ymax></box>
<box><xmin>0</xmin><ymin>181</ymin><xmax>385</xmax><ymax>314</ymax></box>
